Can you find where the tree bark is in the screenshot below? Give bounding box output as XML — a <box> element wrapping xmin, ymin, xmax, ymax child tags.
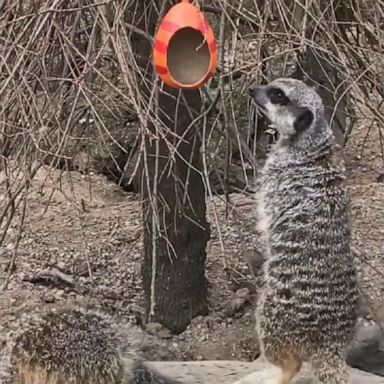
<box><xmin>292</xmin><ymin>46</ymin><xmax>348</xmax><ymax>146</ymax></box>
<box><xmin>128</xmin><ymin>1</ymin><xmax>210</xmax><ymax>334</ymax></box>
<box><xmin>289</xmin><ymin>1</ymin><xmax>350</xmax><ymax>146</ymax></box>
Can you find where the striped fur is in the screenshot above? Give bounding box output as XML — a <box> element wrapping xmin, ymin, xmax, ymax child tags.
<box><xmin>250</xmin><ymin>78</ymin><xmax>359</xmax><ymax>384</ymax></box>
<box><xmin>0</xmin><ymin>307</ymin><xmax>179</xmax><ymax>384</ymax></box>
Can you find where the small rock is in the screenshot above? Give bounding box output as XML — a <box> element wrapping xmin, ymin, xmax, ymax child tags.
<box><xmin>227</xmin><ymin>288</ymin><xmax>251</xmax><ymax>316</ymax></box>
<box><xmin>56</xmin><ymin>261</ymin><xmax>66</xmax><ymax>270</ymax></box>
<box><xmin>157</xmin><ymin>328</ymin><xmax>173</xmax><ymax>339</ymax></box>
<box><xmin>146</xmin><ymin>322</ymin><xmax>173</xmax><ymax>339</ymax></box>
<box><xmin>55</xmin><ymin>290</ymin><xmax>65</xmax><ymax>299</ymax></box>
<box><xmin>347</xmin><ymin>323</ymin><xmax>384</xmax><ymax>377</ymax></box>
<box><xmin>43</xmin><ymin>293</ymin><xmax>55</xmax><ymax>303</ymax></box>
<box><xmin>145</xmin><ymin>323</ymin><xmax>163</xmax><ymax>334</ymax></box>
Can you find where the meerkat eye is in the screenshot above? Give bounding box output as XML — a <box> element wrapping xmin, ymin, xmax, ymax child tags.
<box><xmin>276</xmin><ymin>91</ymin><xmax>284</xmax><ymax>99</ymax></box>
<box><xmin>268</xmin><ymin>87</ymin><xmax>289</xmax><ymax>105</ymax></box>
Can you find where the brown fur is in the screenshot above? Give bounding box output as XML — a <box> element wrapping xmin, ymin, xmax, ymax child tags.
<box><xmin>19</xmin><ymin>364</ymin><xmax>58</xmax><ymax>384</ymax></box>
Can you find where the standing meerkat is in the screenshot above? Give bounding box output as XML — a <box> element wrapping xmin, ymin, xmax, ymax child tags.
<box><xmin>0</xmin><ymin>306</ymin><xmax>180</xmax><ymax>384</ymax></box>
<box><xmin>247</xmin><ymin>78</ymin><xmax>359</xmax><ymax>384</ymax></box>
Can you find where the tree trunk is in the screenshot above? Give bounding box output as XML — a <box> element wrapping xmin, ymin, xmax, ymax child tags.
<box><xmin>128</xmin><ymin>1</ymin><xmax>210</xmax><ymax>334</ymax></box>
<box><xmin>293</xmin><ymin>47</ymin><xmax>348</xmax><ymax>146</ymax></box>
<box><xmin>290</xmin><ymin>1</ymin><xmax>351</xmax><ymax>146</ymax></box>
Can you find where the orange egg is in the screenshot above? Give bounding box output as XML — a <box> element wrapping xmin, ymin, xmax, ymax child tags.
<box><xmin>152</xmin><ymin>0</ymin><xmax>217</xmax><ymax>89</ymax></box>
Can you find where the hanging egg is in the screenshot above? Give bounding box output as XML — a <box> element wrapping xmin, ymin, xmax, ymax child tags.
<box><xmin>152</xmin><ymin>0</ymin><xmax>218</xmax><ymax>89</ymax></box>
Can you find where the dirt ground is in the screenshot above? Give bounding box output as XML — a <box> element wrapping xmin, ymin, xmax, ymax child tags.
<box><xmin>0</xmin><ymin>119</ymin><xmax>383</xmax><ymax>363</ymax></box>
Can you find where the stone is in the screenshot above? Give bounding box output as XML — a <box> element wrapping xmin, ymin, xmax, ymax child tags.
<box><xmin>347</xmin><ymin>323</ymin><xmax>384</xmax><ymax>377</ymax></box>
<box><xmin>146</xmin><ymin>322</ymin><xmax>173</xmax><ymax>339</ymax></box>
<box><xmin>147</xmin><ymin>358</ymin><xmax>384</xmax><ymax>384</ymax></box>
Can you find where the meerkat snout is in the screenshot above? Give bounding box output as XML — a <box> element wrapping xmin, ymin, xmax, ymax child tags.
<box><xmin>248</xmin><ymin>84</ymin><xmax>268</xmax><ymax>109</ymax></box>
<box><xmin>248</xmin><ymin>84</ymin><xmax>260</xmax><ymax>98</ymax></box>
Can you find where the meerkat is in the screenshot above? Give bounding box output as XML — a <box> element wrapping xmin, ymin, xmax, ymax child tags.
<box><xmin>248</xmin><ymin>78</ymin><xmax>359</xmax><ymax>384</ymax></box>
<box><xmin>0</xmin><ymin>306</ymin><xmax>180</xmax><ymax>384</ymax></box>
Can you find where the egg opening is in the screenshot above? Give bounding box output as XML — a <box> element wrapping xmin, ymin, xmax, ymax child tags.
<box><xmin>167</xmin><ymin>27</ymin><xmax>211</xmax><ymax>86</ymax></box>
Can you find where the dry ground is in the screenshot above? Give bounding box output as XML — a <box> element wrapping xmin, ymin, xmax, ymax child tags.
<box><xmin>0</xmin><ymin>120</ymin><xmax>383</xmax><ymax>362</ymax></box>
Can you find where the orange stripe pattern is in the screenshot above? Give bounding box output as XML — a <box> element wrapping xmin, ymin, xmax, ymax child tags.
<box><xmin>152</xmin><ymin>1</ymin><xmax>218</xmax><ymax>89</ymax></box>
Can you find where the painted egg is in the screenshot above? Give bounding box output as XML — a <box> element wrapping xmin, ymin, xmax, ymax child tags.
<box><xmin>152</xmin><ymin>0</ymin><xmax>217</xmax><ymax>89</ymax></box>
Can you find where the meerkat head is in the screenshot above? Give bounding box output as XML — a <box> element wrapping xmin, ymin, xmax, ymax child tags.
<box><xmin>249</xmin><ymin>78</ymin><xmax>327</xmax><ymax>142</ymax></box>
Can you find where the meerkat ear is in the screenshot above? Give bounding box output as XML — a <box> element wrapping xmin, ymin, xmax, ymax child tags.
<box><xmin>294</xmin><ymin>107</ymin><xmax>314</xmax><ymax>133</ymax></box>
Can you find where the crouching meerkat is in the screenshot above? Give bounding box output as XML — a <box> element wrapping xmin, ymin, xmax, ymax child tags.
<box><xmin>0</xmin><ymin>306</ymin><xmax>180</xmax><ymax>384</ymax></box>
<box><xmin>248</xmin><ymin>78</ymin><xmax>359</xmax><ymax>384</ymax></box>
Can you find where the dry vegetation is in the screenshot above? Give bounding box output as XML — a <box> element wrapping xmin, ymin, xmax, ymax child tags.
<box><xmin>0</xmin><ymin>0</ymin><xmax>384</xmax><ymax>359</ymax></box>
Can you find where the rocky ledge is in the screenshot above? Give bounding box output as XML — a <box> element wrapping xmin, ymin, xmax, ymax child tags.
<box><xmin>148</xmin><ymin>358</ymin><xmax>384</xmax><ymax>384</ymax></box>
